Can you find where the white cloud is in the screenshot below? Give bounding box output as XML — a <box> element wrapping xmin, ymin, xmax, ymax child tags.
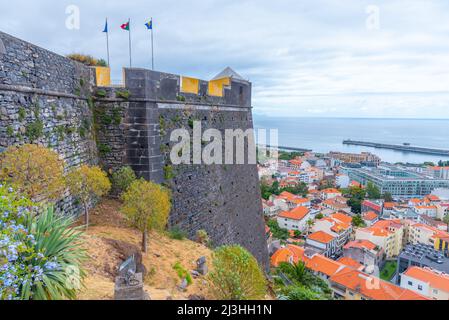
<box><xmin>1</xmin><ymin>0</ymin><xmax>449</xmax><ymax>118</ymax></box>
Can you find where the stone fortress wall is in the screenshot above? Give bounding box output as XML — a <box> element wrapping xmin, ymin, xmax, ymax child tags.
<box><xmin>0</xmin><ymin>31</ymin><xmax>268</xmax><ymax>267</ymax></box>
<box><xmin>0</xmin><ymin>31</ymin><xmax>98</xmax><ymax>215</ymax></box>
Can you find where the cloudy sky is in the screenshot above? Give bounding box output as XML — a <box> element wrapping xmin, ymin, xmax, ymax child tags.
<box><xmin>2</xmin><ymin>0</ymin><xmax>449</xmax><ymax>118</ymax></box>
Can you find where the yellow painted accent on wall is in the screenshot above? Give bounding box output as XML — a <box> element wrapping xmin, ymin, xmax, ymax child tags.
<box><xmin>181</xmin><ymin>76</ymin><xmax>199</xmax><ymax>94</ymax></box>
<box><xmin>208</xmin><ymin>77</ymin><xmax>231</xmax><ymax>97</ymax></box>
<box><xmin>95</xmin><ymin>67</ymin><xmax>111</xmax><ymax>86</ymax></box>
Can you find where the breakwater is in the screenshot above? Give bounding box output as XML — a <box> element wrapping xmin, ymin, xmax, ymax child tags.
<box><xmin>343</xmin><ymin>140</ymin><xmax>449</xmax><ymax>156</ymax></box>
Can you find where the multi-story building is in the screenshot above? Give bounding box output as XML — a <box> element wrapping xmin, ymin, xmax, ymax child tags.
<box><xmin>355</xmin><ymin>220</ymin><xmax>404</xmax><ymax>258</ymax></box>
<box><xmin>305</xmin><ymin>231</ymin><xmax>338</xmax><ymax>258</ymax></box>
<box><xmin>277</xmin><ymin>206</ymin><xmax>311</xmax><ymax>232</ymax></box>
<box><xmin>312</xmin><ymin>213</ymin><xmax>353</xmax><ymax>256</ymax></box>
<box><xmin>345</xmin><ymin>164</ymin><xmax>449</xmax><ymax>198</ymax></box>
<box><xmin>396</xmin><ymin>244</ymin><xmax>449</xmax><ymax>284</ymax></box>
<box><xmin>343</xmin><ymin>240</ymin><xmax>385</xmax><ymax>271</ymax></box>
<box><xmin>362</xmin><ymin>211</ymin><xmax>379</xmax><ymax>226</ymax></box>
<box><xmin>328</xmin><ymin>151</ymin><xmax>381</xmax><ymax>166</ymax></box>
<box><xmin>425</xmin><ymin>166</ymin><xmax>449</xmax><ymax>180</ymax></box>
<box><xmin>400</xmin><ymin>266</ymin><xmax>449</xmax><ymax>300</ymax></box>
<box><xmin>270</xmin><ymin>245</ymin><xmax>426</xmax><ymax>300</ymax></box>
<box><xmin>320</xmin><ymin>188</ymin><xmax>342</xmax><ymax>200</ymax></box>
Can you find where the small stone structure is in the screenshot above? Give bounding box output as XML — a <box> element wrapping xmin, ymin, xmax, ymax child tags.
<box><xmin>114</xmin><ymin>255</ymin><xmax>146</xmax><ymax>300</ymax></box>
<box><xmin>196</xmin><ymin>256</ymin><xmax>208</xmax><ymax>275</ymax></box>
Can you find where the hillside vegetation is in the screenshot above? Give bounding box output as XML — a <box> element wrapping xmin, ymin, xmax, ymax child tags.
<box><xmin>77</xmin><ymin>200</ymin><xmax>213</xmax><ymax>300</ymax></box>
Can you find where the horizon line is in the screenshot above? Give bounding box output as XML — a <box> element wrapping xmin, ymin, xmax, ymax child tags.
<box><xmin>253</xmin><ymin>114</ymin><xmax>449</xmax><ymax>121</ymax></box>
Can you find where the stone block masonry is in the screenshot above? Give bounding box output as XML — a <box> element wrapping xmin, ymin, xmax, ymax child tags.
<box><xmin>0</xmin><ymin>30</ymin><xmax>268</xmax><ymax>268</ymax></box>
<box><xmin>0</xmin><ymin>31</ymin><xmax>98</xmax><ymax>216</ymax></box>
<box><xmin>102</xmin><ymin>69</ymin><xmax>268</xmax><ymax>268</ymax></box>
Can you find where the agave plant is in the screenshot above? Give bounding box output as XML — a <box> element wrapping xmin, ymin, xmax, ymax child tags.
<box><xmin>0</xmin><ymin>186</ymin><xmax>87</xmax><ymax>300</ymax></box>
<box><xmin>20</xmin><ymin>207</ymin><xmax>87</xmax><ymax>300</ymax></box>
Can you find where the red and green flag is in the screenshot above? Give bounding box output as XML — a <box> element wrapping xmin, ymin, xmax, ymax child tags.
<box><xmin>121</xmin><ymin>21</ymin><xmax>130</xmax><ymax>31</ymax></box>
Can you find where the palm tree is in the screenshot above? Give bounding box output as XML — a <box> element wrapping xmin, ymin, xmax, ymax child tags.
<box><xmin>279</xmin><ymin>261</ymin><xmax>308</xmax><ymax>284</ymax></box>
<box><xmin>306</xmin><ymin>219</ymin><xmax>315</xmax><ymax>235</ymax></box>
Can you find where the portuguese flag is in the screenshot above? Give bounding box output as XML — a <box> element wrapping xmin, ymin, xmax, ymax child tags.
<box><xmin>121</xmin><ymin>21</ymin><xmax>130</xmax><ymax>30</ymax></box>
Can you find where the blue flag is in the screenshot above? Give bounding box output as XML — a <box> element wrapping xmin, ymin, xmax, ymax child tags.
<box><xmin>145</xmin><ymin>19</ymin><xmax>153</xmax><ymax>30</ymax></box>
<box><xmin>103</xmin><ymin>19</ymin><xmax>108</xmax><ymax>33</ymax></box>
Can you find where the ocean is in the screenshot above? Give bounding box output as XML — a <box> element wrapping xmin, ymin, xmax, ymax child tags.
<box><xmin>253</xmin><ymin>116</ymin><xmax>449</xmax><ymax>164</ymax></box>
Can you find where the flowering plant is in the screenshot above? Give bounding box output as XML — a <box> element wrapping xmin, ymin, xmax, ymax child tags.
<box><xmin>0</xmin><ymin>185</ymin><xmax>86</xmax><ymax>300</ymax></box>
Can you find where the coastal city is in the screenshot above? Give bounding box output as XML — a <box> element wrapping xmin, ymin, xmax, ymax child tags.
<box><xmin>259</xmin><ymin>148</ymin><xmax>449</xmax><ymax>300</ymax></box>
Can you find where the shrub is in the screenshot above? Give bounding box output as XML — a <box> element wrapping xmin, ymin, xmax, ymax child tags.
<box><xmin>111</xmin><ymin>166</ymin><xmax>137</xmax><ymax>196</ymax></box>
<box><xmin>168</xmin><ymin>226</ymin><xmax>188</xmax><ymax>240</ymax></box>
<box><xmin>121</xmin><ymin>179</ymin><xmax>171</xmax><ymax>252</ymax></box>
<box><xmin>115</xmin><ymin>90</ymin><xmax>131</xmax><ymax>100</ymax></box>
<box><xmin>0</xmin><ymin>144</ymin><xmax>65</xmax><ymax>202</ymax></box>
<box><xmin>25</xmin><ymin>120</ymin><xmax>44</xmax><ymax>141</ymax></box>
<box><xmin>0</xmin><ymin>187</ymin><xmax>86</xmax><ymax>300</ymax></box>
<box><xmin>173</xmin><ymin>262</ymin><xmax>192</xmax><ymax>285</ymax></box>
<box><xmin>66</xmin><ymin>165</ymin><xmax>111</xmax><ymax>229</ymax></box>
<box><xmin>66</xmin><ymin>54</ymin><xmax>107</xmax><ymax>67</ymax></box>
<box><xmin>196</xmin><ymin>229</ymin><xmax>210</xmax><ymax>244</ymax></box>
<box><xmin>208</xmin><ymin>245</ymin><xmax>267</xmax><ymax>300</ymax></box>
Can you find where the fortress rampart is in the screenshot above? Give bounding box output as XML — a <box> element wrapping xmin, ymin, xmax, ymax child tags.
<box><xmin>0</xmin><ymin>31</ymin><xmax>268</xmax><ymax>267</ymax></box>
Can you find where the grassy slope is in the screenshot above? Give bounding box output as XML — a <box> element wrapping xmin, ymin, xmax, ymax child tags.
<box><xmin>77</xmin><ymin>200</ymin><xmax>213</xmax><ymax>300</ymax></box>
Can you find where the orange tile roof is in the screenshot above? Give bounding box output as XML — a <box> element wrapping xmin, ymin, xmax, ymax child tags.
<box><xmin>322</xmin><ymin>188</ymin><xmax>341</xmax><ymax>194</ymax></box>
<box><xmin>426</xmin><ymin>195</ymin><xmax>440</xmax><ymax>201</ymax></box>
<box><xmin>350</xmin><ymin>181</ymin><xmax>362</xmax><ymax>188</ymax></box>
<box><xmin>278</xmin><ymin>191</ymin><xmax>297</xmax><ymax>201</ymax></box>
<box><xmin>289</xmin><ymin>159</ymin><xmax>303</xmax><ymax>166</ymax></box>
<box><xmin>278</xmin><ymin>206</ymin><xmax>310</xmax><ymax>221</ymax></box>
<box><xmin>404</xmin><ymin>267</ymin><xmax>449</xmax><ymax>293</ymax></box>
<box><xmin>331</xmin><ymin>212</ymin><xmax>353</xmax><ymax>225</ymax></box>
<box><xmin>363</xmin><ymin>211</ymin><xmax>378</xmax><ymax>221</ymax></box>
<box><xmin>383</xmin><ymin>202</ymin><xmax>395</xmax><ymax>209</ymax></box>
<box><xmin>271</xmin><ymin>247</ymin><xmax>427</xmax><ymax>300</ymax></box>
<box><xmin>415</xmin><ymin>205</ymin><xmax>437</xmax><ymax>210</ymax></box>
<box><xmin>330</xmin><ymin>268</ymin><xmax>427</xmax><ymax>300</ymax></box>
<box><xmin>308</xmin><ymin>231</ymin><xmax>335</xmax><ymax>244</ymax></box>
<box><xmin>270</xmin><ymin>245</ymin><xmax>344</xmax><ymax>277</ymax></box>
<box><xmin>337</xmin><ymin>257</ymin><xmax>363</xmax><ymax>270</ymax></box>
<box><xmin>344</xmin><ymin>239</ymin><xmax>378</xmax><ymax>251</ymax></box>
<box><xmin>290</xmin><ymin>198</ymin><xmax>310</xmax><ymax>205</ymax></box>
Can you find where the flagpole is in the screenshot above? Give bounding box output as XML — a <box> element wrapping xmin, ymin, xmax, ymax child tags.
<box><xmin>151</xmin><ymin>17</ymin><xmax>154</xmax><ymax>70</ymax></box>
<box><xmin>128</xmin><ymin>18</ymin><xmax>132</xmax><ymax>68</ymax></box>
<box><xmin>105</xmin><ymin>18</ymin><xmax>110</xmax><ymax>68</ymax></box>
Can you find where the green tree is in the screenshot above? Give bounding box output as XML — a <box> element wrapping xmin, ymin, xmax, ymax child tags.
<box><xmin>121</xmin><ymin>179</ymin><xmax>171</xmax><ymax>252</ymax></box>
<box><xmin>278</xmin><ymin>261</ymin><xmax>307</xmax><ymax>283</ymax></box>
<box><xmin>315</xmin><ymin>213</ymin><xmax>324</xmax><ymax>220</ymax></box>
<box><xmin>281</xmin><ymin>285</ymin><xmax>321</xmax><ymax>300</ymax></box>
<box><xmin>352</xmin><ymin>214</ymin><xmax>366</xmax><ymax>227</ymax></box>
<box><xmin>266</xmin><ymin>219</ymin><xmax>289</xmax><ymax>240</ymax></box>
<box><xmin>0</xmin><ymin>144</ymin><xmax>66</xmax><ymax>202</ymax></box>
<box><xmin>305</xmin><ymin>219</ymin><xmax>315</xmax><ymax>235</ymax></box>
<box><xmin>66</xmin><ymin>165</ymin><xmax>111</xmax><ymax>229</ymax></box>
<box><xmin>366</xmin><ymin>182</ymin><xmax>381</xmax><ymax>199</ymax></box>
<box><xmin>111</xmin><ymin>166</ymin><xmax>137</xmax><ymax>196</ymax></box>
<box><xmin>346</xmin><ymin>186</ymin><xmax>366</xmax><ymax>214</ymax></box>
<box><xmin>382</xmin><ymin>192</ymin><xmax>393</xmax><ymax>202</ymax></box>
<box><xmin>208</xmin><ymin>245</ymin><xmax>267</xmax><ymax>300</ymax></box>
